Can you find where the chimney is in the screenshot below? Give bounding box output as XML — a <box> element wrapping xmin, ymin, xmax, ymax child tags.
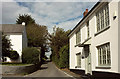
<box><xmin>83</xmin><ymin>9</ymin><xmax>88</xmax><ymax>17</ymax></box>
<box><xmin>22</xmin><ymin>22</ymin><xmax>25</xmax><ymax>26</ymax></box>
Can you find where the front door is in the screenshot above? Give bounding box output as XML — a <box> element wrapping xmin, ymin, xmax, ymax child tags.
<box><xmin>84</xmin><ymin>45</ymin><xmax>92</xmax><ymax>75</ymax></box>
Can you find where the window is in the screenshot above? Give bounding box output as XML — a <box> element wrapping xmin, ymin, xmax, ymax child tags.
<box><xmin>76</xmin><ymin>29</ymin><xmax>81</xmax><ymax>44</ymax></box>
<box><xmin>87</xmin><ymin>21</ymin><xmax>89</xmax><ymax>38</ymax></box>
<box><xmin>97</xmin><ymin>43</ymin><xmax>111</xmax><ymax>66</ymax></box>
<box><xmin>96</xmin><ymin>4</ymin><xmax>109</xmax><ymax>32</ymax></box>
<box><xmin>76</xmin><ymin>53</ymin><xmax>81</xmax><ymax>67</ymax></box>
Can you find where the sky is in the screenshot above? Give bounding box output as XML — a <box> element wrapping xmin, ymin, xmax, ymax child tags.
<box><xmin>1</xmin><ymin>0</ymin><xmax>98</xmax><ymax>33</ymax></box>
<box><xmin>1</xmin><ymin>0</ymin><xmax>98</xmax><ymax>58</ymax></box>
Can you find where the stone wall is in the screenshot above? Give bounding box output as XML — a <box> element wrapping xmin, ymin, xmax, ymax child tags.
<box><xmin>2</xmin><ymin>64</ymin><xmax>40</xmax><ymax>74</ymax></box>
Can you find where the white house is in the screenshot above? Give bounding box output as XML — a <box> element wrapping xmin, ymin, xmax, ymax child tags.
<box><xmin>68</xmin><ymin>0</ymin><xmax>120</xmax><ymax>77</ymax></box>
<box><xmin>2</xmin><ymin>23</ymin><xmax>27</xmax><ymax>62</ymax></box>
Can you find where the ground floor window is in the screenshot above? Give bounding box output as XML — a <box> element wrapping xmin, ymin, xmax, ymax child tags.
<box><xmin>97</xmin><ymin>43</ymin><xmax>111</xmax><ymax>66</ymax></box>
<box><xmin>76</xmin><ymin>53</ymin><xmax>81</xmax><ymax>67</ymax></box>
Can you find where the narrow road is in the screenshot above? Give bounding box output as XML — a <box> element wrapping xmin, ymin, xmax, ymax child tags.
<box><xmin>25</xmin><ymin>62</ymin><xmax>73</xmax><ymax>78</ymax></box>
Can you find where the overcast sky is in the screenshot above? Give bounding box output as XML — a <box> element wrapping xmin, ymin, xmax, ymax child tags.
<box><xmin>1</xmin><ymin>0</ymin><xmax>98</xmax><ymax>33</ymax></box>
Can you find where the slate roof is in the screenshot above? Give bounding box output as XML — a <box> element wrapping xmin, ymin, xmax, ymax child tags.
<box><xmin>1</xmin><ymin>24</ymin><xmax>25</xmax><ymax>33</ymax></box>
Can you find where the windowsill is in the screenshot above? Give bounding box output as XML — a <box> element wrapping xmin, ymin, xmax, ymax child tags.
<box><xmin>96</xmin><ymin>66</ymin><xmax>111</xmax><ymax>69</ymax></box>
<box><xmin>75</xmin><ymin>66</ymin><xmax>81</xmax><ymax>68</ymax></box>
<box><xmin>94</xmin><ymin>26</ymin><xmax>110</xmax><ymax>36</ymax></box>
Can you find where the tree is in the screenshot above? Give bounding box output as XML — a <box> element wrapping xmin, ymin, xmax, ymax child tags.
<box><xmin>2</xmin><ymin>34</ymin><xmax>12</xmax><ymax>61</ymax></box>
<box><xmin>16</xmin><ymin>14</ymin><xmax>49</xmax><ymax>63</ymax></box>
<box><xmin>26</xmin><ymin>24</ymin><xmax>49</xmax><ymax>63</ymax></box>
<box><xmin>49</xmin><ymin>26</ymin><xmax>70</xmax><ymax>66</ymax></box>
<box><xmin>16</xmin><ymin>14</ymin><xmax>35</xmax><ymax>26</ymax></box>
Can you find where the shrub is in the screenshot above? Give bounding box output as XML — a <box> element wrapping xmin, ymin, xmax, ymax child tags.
<box><xmin>59</xmin><ymin>44</ymin><xmax>69</xmax><ymax>68</ymax></box>
<box><xmin>9</xmin><ymin>50</ymin><xmax>19</xmax><ymax>60</ymax></box>
<box><xmin>22</xmin><ymin>47</ymin><xmax>41</xmax><ymax>64</ymax></box>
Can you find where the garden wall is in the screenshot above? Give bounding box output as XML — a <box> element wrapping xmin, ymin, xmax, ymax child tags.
<box><xmin>2</xmin><ymin>64</ymin><xmax>40</xmax><ymax>74</ymax></box>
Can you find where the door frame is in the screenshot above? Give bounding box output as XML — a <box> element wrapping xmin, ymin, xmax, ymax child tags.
<box><xmin>84</xmin><ymin>45</ymin><xmax>92</xmax><ymax>75</ymax></box>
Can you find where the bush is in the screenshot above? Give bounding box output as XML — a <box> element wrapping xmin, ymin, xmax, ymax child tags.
<box><xmin>22</xmin><ymin>47</ymin><xmax>41</xmax><ymax>64</ymax></box>
<box><xmin>59</xmin><ymin>44</ymin><xmax>69</xmax><ymax>68</ymax></box>
<box><xmin>9</xmin><ymin>50</ymin><xmax>19</xmax><ymax>60</ymax></box>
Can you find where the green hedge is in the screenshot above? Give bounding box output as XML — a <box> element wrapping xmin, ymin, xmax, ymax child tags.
<box><xmin>22</xmin><ymin>47</ymin><xmax>41</xmax><ymax>64</ymax></box>
<box><xmin>59</xmin><ymin>44</ymin><xmax>69</xmax><ymax>68</ymax></box>
<box><xmin>9</xmin><ymin>50</ymin><xmax>19</xmax><ymax>60</ymax></box>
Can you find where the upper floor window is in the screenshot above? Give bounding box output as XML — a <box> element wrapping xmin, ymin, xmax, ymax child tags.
<box><xmin>96</xmin><ymin>4</ymin><xmax>109</xmax><ymax>32</ymax></box>
<box><xmin>97</xmin><ymin>43</ymin><xmax>111</xmax><ymax>66</ymax></box>
<box><xmin>87</xmin><ymin>21</ymin><xmax>89</xmax><ymax>38</ymax></box>
<box><xmin>76</xmin><ymin>29</ymin><xmax>81</xmax><ymax>44</ymax></box>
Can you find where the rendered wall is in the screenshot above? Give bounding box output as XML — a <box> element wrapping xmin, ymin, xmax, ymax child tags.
<box><xmin>118</xmin><ymin>1</ymin><xmax>120</xmax><ymax>73</ymax></box>
<box><xmin>69</xmin><ymin>1</ymin><xmax>119</xmax><ymax>73</ymax></box>
<box><xmin>9</xmin><ymin>34</ymin><xmax>22</xmax><ymax>62</ymax></box>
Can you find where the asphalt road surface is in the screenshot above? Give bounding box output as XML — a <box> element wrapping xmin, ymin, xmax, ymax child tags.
<box><xmin>2</xmin><ymin>62</ymin><xmax>75</xmax><ymax>79</ymax></box>
<box><xmin>25</xmin><ymin>62</ymin><xmax>73</xmax><ymax>78</ymax></box>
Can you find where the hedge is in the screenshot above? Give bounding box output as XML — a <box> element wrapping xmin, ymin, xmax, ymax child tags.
<box><xmin>9</xmin><ymin>50</ymin><xmax>19</xmax><ymax>60</ymax></box>
<box><xmin>22</xmin><ymin>47</ymin><xmax>41</xmax><ymax>64</ymax></box>
<box><xmin>59</xmin><ymin>44</ymin><xmax>69</xmax><ymax>68</ymax></box>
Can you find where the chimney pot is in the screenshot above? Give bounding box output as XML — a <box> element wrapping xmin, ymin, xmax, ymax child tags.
<box><xmin>83</xmin><ymin>9</ymin><xmax>88</xmax><ymax>17</ymax></box>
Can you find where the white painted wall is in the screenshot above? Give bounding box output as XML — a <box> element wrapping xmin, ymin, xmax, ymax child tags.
<box><xmin>118</xmin><ymin>1</ymin><xmax>120</xmax><ymax>73</ymax></box>
<box><xmin>9</xmin><ymin>34</ymin><xmax>22</xmax><ymax>62</ymax></box>
<box><xmin>69</xmin><ymin>1</ymin><xmax>119</xmax><ymax>74</ymax></box>
<box><xmin>69</xmin><ymin>33</ymin><xmax>85</xmax><ymax>70</ymax></box>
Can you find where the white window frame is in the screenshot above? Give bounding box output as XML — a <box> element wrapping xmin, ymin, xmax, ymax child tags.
<box><xmin>76</xmin><ymin>29</ymin><xmax>81</xmax><ymax>44</ymax></box>
<box><xmin>76</xmin><ymin>53</ymin><xmax>81</xmax><ymax>67</ymax></box>
<box><xmin>86</xmin><ymin>21</ymin><xmax>89</xmax><ymax>38</ymax></box>
<box><xmin>97</xmin><ymin>43</ymin><xmax>111</xmax><ymax>66</ymax></box>
<box><xmin>96</xmin><ymin>3</ymin><xmax>109</xmax><ymax>32</ymax></box>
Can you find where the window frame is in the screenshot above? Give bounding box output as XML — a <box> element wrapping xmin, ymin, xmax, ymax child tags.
<box><xmin>96</xmin><ymin>3</ymin><xmax>109</xmax><ymax>33</ymax></box>
<box><xmin>76</xmin><ymin>52</ymin><xmax>81</xmax><ymax>67</ymax></box>
<box><xmin>97</xmin><ymin>43</ymin><xmax>111</xmax><ymax>66</ymax></box>
<box><xmin>86</xmin><ymin>21</ymin><xmax>89</xmax><ymax>38</ymax></box>
<box><xmin>76</xmin><ymin>29</ymin><xmax>81</xmax><ymax>44</ymax></box>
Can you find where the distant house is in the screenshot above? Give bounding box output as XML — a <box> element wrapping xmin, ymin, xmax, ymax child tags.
<box><xmin>2</xmin><ymin>23</ymin><xmax>27</xmax><ymax>62</ymax></box>
<box><xmin>68</xmin><ymin>0</ymin><xmax>120</xmax><ymax>77</ymax></box>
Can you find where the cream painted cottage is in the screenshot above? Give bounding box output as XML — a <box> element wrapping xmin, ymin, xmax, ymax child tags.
<box><xmin>2</xmin><ymin>23</ymin><xmax>27</xmax><ymax>62</ymax></box>
<box><xmin>68</xmin><ymin>0</ymin><xmax>120</xmax><ymax>77</ymax></box>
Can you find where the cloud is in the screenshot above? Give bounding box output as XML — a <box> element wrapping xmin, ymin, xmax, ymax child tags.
<box><xmin>1</xmin><ymin>1</ymin><xmax>96</xmax><ymax>33</ymax></box>
<box><xmin>2</xmin><ymin>1</ymin><xmax>31</xmax><ymax>24</ymax></box>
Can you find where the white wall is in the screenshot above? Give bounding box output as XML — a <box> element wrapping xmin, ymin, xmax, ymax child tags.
<box><xmin>9</xmin><ymin>34</ymin><xmax>22</xmax><ymax>62</ymax></box>
<box><xmin>69</xmin><ymin>1</ymin><xmax>119</xmax><ymax>74</ymax></box>
<box><xmin>118</xmin><ymin>1</ymin><xmax>120</xmax><ymax>73</ymax></box>
<box><xmin>69</xmin><ymin>33</ymin><xmax>85</xmax><ymax>70</ymax></box>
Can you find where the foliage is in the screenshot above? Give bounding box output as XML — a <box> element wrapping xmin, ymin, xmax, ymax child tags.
<box><xmin>22</xmin><ymin>47</ymin><xmax>41</xmax><ymax>64</ymax></box>
<box><xmin>26</xmin><ymin>24</ymin><xmax>48</xmax><ymax>48</ymax></box>
<box><xmin>59</xmin><ymin>45</ymin><xmax>69</xmax><ymax>68</ymax></box>
<box><xmin>49</xmin><ymin>26</ymin><xmax>70</xmax><ymax>68</ymax></box>
<box><xmin>16</xmin><ymin>14</ymin><xmax>49</xmax><ymax>63</ymax></box>
<box><xmin>2</xmin><ymin>34</ymin><xmax>12</xmax><ymax>57</ymax></box>
<box><xmin>9</xmin><ymin>50</ymin><xmax>19</xmax><ymax>60</ymax></box>
<box><xmin>26</xmin><ymin>24</ymin><xmax>49</xmax><ymax>63</ymax></box>
<box><xmin>16</xmin><ymin>14</ymin><xmax>35</xmax><ymax>26</ymax></box>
